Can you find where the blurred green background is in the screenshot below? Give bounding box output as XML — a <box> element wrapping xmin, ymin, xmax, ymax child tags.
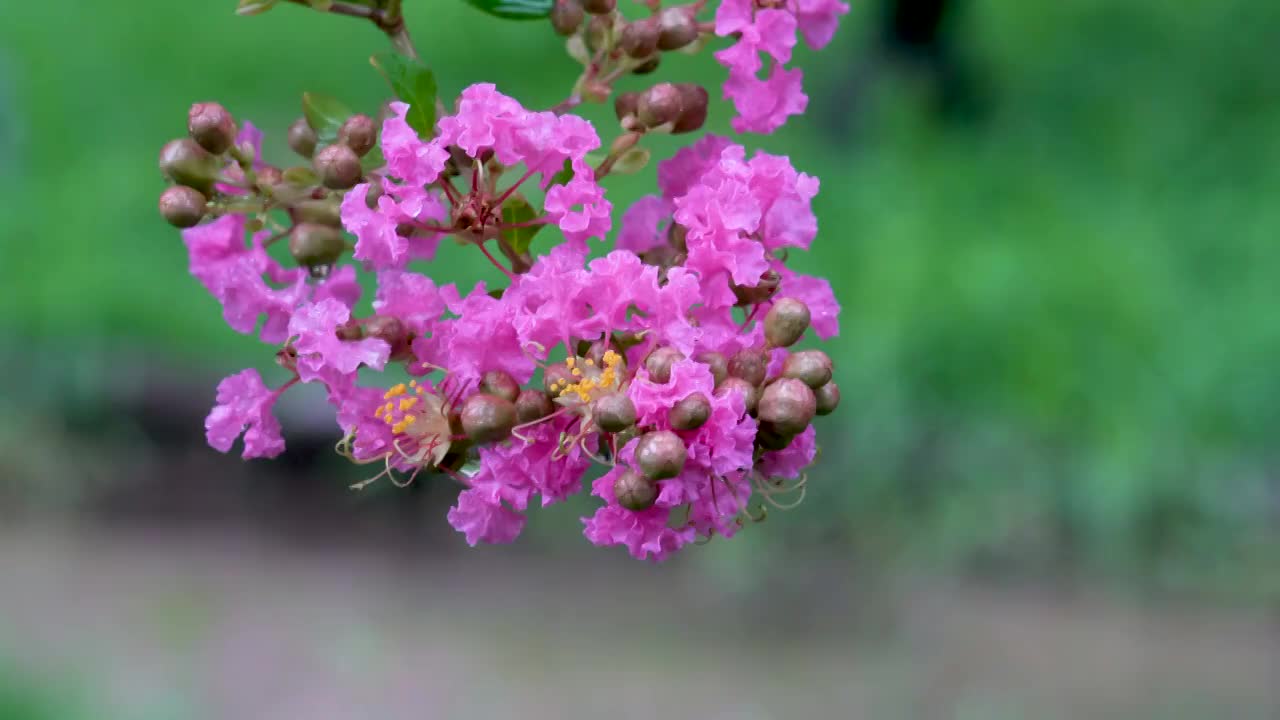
<box><xmin>1</xmin><ymin>0</ymin><xmax>1278</xmax><ymax>718</ymax></box>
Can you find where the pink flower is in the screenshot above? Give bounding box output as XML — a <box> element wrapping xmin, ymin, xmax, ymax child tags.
<box><xmin>773</xmin><ymin>266</ymin><xmax>841</xmax><ymax>338</ymax></box>
<box><xmin>758</xmin><ymin>425</ymin><xmax>817</xmax><ymax>480</ymax></box>
<box><xmin>723</xmin><ymin>64</ymin><xmax>808</xmax><ymax>135</ymax></box>
<box><xmin>288</xmin><ymin>298</ymin><xmax>390</xmax><ymax>383</ymax></box>
<box><xmin>205</xmin><ymin>369</ymin><xmax>285</xmax><ymax>459</ymax></box>
<box><xmin>448</xmin><ymin>489</ymin><xmax>527</xmax><ymax>545</ymax></box>
<box><xmin>372</xmin><ymin>270</ymin><xmax>446</xmax><ymax>334</ymax></box>
<box><xmin>211</xmin><ymin>254</ymin><xmax>309</xmax><ymax>344</ymax></box>
<box><xmin>341</xmin><ymin>182</ymin><xmax>448</xmax><ymax>270</ymax></box>
<box><xmin>314</xmin><ymin>265</ymin><xmax>362</xmax><ymax>309</ymax></box>
<box><xmin>582</xmin><ymin>467</ymin><xmax>696</xmax><ymax>562</ymax></box>
<box><xmin>412</xmin><ymin>283</ymin><xmax>536</xmax><ymax>386</ymax></box>
<box><xmin>381</xmin><ymin>102</ymin><xmax>448</xmax><ymax>186</ymax></box>
<box><xmin>796</xmin><ymin>0</ymin><xmax>851</xmax><ymax>50</ymax></box>
<box><xmin>657</xmin><ymin>135</ymin><xmax>735</xmax><ymax>200</ymax></box>
<box><xmin>544</xmin><ymin>161</ymin><xmax>613</xmax><ymax>244</ymax></box>
<box><xmin>616</xmin><ymin>195</ymin><xmax>672</xmax><ymax>254</ymax></box>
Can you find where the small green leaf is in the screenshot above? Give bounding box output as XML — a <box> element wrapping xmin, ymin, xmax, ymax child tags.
<box><xmin>236</xmin><ymin>0</ymin><xmax>278</xmax><ymax>15</ymax></box>
<box><xmin>461</xmin><ymin>0</ymin><xmax>553</xmax><ymax>20</ymax></box>
<box><xmin>302</xmin><ymin>92</ymin><xmax>354</xmax><ymax>143</ymax></box>
<box><xmin>500</xmin><ymin>195</ymin><xmax>544</xmax><ymax>255</ymax></box>
<box><xmin>612</xmin><ymin>148</ymin><xmax>651</xmax><ymax>175</ymax></box>
<box><xmin>370</xmin><ymin>53</ymin><xmax>438</xmax><ymax>139</ymax></box>
<box><xmin>282</xmin><ymin>166</ymin><xmax>319</xmax><ymax>187</ymax></box>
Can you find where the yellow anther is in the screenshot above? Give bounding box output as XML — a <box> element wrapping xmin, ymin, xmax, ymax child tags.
<box><xmin>585</xmin><ymin>358</ymin><xmax>595</xmax><ymax>366</ymax></box>
<box><xmin>415</xmin><ymin>386</ymin><xmax>425</xmax><ymax>395</ymax></box>
<box><xmin>565</xmin><ymin>357</ymin><xmax>576</xmax><ymax>368</ymax></box>
<box><xmin>384</xmin><ymin>383</ymin><xmax>407</xmax><ymax>400</ymax></box>
<box><xmin>603</xmin><ymin>350</ymin><xmax>621</xmax><ymax>367</ymax></box>
<box><xmin>409</xmin><ymin>380</ymin><xmax>418</xmax><ymax>388</ymax></box>
<box><xmin>571</xmin><ymin>368</ymin><xmax>582</xmax><ymax>376</ymax></box>
<box><xmin>399</xmin><ymin>397</ymin><xmax>419</xmax><ymax>412</ymax></box>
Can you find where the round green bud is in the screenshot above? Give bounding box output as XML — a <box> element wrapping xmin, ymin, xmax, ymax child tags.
<box><xmin>620</xmin><ymin>17</ymin><xmax>659</xmax><ymax>58</ymax></box>
<box><xmin>594</xmin><ymin>392</ymin><xmax>637</xmax><ymax>433</ymax></box>
<box><xmin>638</xmin><ymin>83</ymin><xmax>684</xmax><ymax>128</ymax></box>
<box><xmin>815</xmin><ymin>381</ymin><xmax>840</xmax><ymax>416</ymax></box>
<box><xmin>714</xmin><ymin>376</ymin><xmax>760</xmax><ymax>415</ymax></box>
<box><xmin>550</xmin><ymin>0</ymin><xmax>584</xmax><ymax>35</ymax></box>
<box><xmin>294</xmin><ymin>198</ymin><xmax>342</xmax><ymax>227</ymax></box>
<box><xmin>758</xmin><ymin>378</ymin><xmax>817</xmax><ymax>437</ymax></box>
<box><xmin>696</xmin><ymin>351</ymin><xmax>729</xmax><ymax>386</ymax></box>
<box><xmin>158</xmin><ymin>185</ymin><xmax>207</xmax><ymax>228</ymax></box>
<box><xmin>460</xmin><ymin>393</ymin><xmax>518</xmax><ymax>444</ymax></box>
<box><xmin>365</xmin><ymin>316</ymin><xmax>413</xmax><ymax>361</ymax></box>
<box><xmin>669</xmin><ymin>392</ymin><xmax>711</xmax><ymax>431</ymax></box>
<box><xmin>728</xmin><ymin>348</ymin><xmax>769</xmax><ymax>386</ymax></box>
<box><xmin>581</xmin><ymin>0</ymin><xmax>615</xmax><ymax>15</ymax></box>
<box><xmin>480</xmin><ymin>370</ymin><xmax>521</xmax><ymax>403</ymax></box>
<box><xmin>764</xmin><ymin>298</ymin><xmax>811</xmax><ymax>348</ymax></box>
<box><xmin>187</xmin><ymin>102</ymin><xmax>237</xmax><ymax>155</ymax></box>
<box><xmin>635</xmin><ymin>430</ymin><xmax>687</xmax><ymax>480</ymax></box>
<box><xmin>313</xmin><ymin>143</ymin><xmax>362</xmax><ymax>190</ymax></box>
<box><xmin>671</xmin><ymin>84</ymin><xmax>710</xmax><ymax>134</ymax></box>
<box><xmin>657</xmin><ymin>7</ymin><xmax>698</xmax><ymax>50</ymax></box>
<box><xmin>755</xmin><ymin>423</ymin><xmax>794</xmax><ymax>451</ymax></box>
<box><xmin>287</xmin><ymin>117</ymin><xmax>318</xmax><ymax>159</ymax></box>
<box><xmin>516</xmin><ymin>389</ymin><xmax>555</xmax><ymax>424</ymax></box>
<box><xmin>782</xmin><ymin>349</ymin><xmax>833</xmax><ymax>389</ymax></box>
<box><xmin>289</xmin><ymin>223</ymin><xmax>345</xmax><ymax>268</ymax></box>
<box><xmin>614</xmin><ymin>469</ymin><xmax>659</xmax><ymax>511</ymax></box>
<box><xmin>338</xmin><ymin>114</ymin><xmax>377</xmax><ymax>157</ymax></box>
<box><xmin>644</xmin><ymin>346</ymin><xmax>686</xmax><ymax>384</ymax></box>
<box><xmin>158</xmin><ymin>138</ymin><xmax>219</xmax><ymax>194</ymax></box>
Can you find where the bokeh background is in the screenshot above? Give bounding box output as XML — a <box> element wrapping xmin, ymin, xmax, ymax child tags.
<box><xmin>2</xmin><ymin>0</ymin><xmax>1279</xmax><ymax>717</ymax></box>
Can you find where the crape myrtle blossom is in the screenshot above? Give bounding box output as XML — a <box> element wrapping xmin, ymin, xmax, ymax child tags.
<box><xmin>160</xmin><ymin>0</ymin><xmax>853</xmax><ymax>563</ymax></box>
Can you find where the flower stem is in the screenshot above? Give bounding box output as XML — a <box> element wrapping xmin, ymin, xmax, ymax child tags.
<box><xmin>478</xmin><ymin>242</ymin><xmax>517</xmax><ymax>281</ymax></box>
<box><xmin>285</xmin><ymin>0</ymin><xmax>420</xmax><ymax>58</ymax></box>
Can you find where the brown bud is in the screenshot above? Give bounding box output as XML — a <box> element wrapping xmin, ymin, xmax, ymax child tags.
<box><xmin>619</xmin><ymin>18</ymin><xmax>659</xmax><ymax>58</ymax></box>
<box><xmin>313</xmin><ymin>144</ymin><xmax>362</xmax><ymax>190</ymax></box>
<box><xmin>255</xmin><ymin>165</ymin><xmax>283</xmax><ymax>189</ymax></box>
<box><xmin>365</xmin><ymin>316</ymin><xmax>413</xmax><ymax>360</ymax></box>
<box><xmin>615</xmin><ymin>92</ymin><xmax>641</xmax><ymax>123</ymax></box>
<box><xmin>460</xmin><ymin>393</ymin><xmax>518</xmax><ymax>444</ymax></box>
<box><xmin>715</xmin><ymin>376</ymin><xmax>760</xmax><ymax>415</ymax></box>
<box><xmin>728</xmin><ymin>348</ymin><xmax>769</xmax><ymax>386</ymax></box>
<box><xmin>334</xmin><ymin>319</ymin><xmax>364</xmax><ymax>341</ymax></box>
<box><xmin>669</xmin><ymin>392</ymin><xmax>711</xmax><ymax>431</ymax></box>
<box><xmin>294</xmin><ymin>198</ymin><xmax>342</xmax><ymax>227</ymax></box>
<box><xmin>158</xmin><ymin>138</ymin><xmax>219</xmax><ymax>194</ymax></box>
<box><xmin>644</xmin><ymin>346</ymin><xmax>686</xmax><ymax>383</ymax></box>
<box><xmin>187</xmin><ymin>102</ymin><xmax>237</xmax><ymax>155</ymax></box>
<box><xmin>594</xmin><ymin>392</ymin><xmax>637</xmax><ymax>433</ymax></box>
<box><xmin>764</xmin><ymin>298</ymin><xmax>811</xmax><ymax>348</ymax></box>
<box><xmin>613</xmin><ymin>469</ymin><xmax>659</xmax><ymax>511</ymax></box>
<box><xmin>158</xmin><ymin>186</ymin><xmax>207</xmax><ymax>228</ymax></box>
<box><xmin>782</xmin><ymin>350</ymin><xmax>832</xmax><ymax>389</ymax></box>
<box><xmin>758</xmin><ymin>378</ymin><xmax>817</xmax><ymax>437</ymax></box>
<box><xmin>581</xmin><ymin>0</ymin><xmax>615</xmax><ymax>14</ymax></box>
<box><xmin>364</xmin><ymin>180</ymin><xmax>385</xmax><ymax>209</ymax></box>
<box><xmin>480</xmin><ymin>370</ymin><xmax>521</xmax><ymax>403</ymax></box>
<box><xmin>756</xmin><ymin>423</ymin><xmax>793</xmax><ymax>451</ymax></box>
<box><xmin>635</xmin><ymin>430</ymin><xmax>687</xmax><ymax>480</ymax></box>
<box><xmin>815</xmin><ymin>381</ymin><xmax>840</xmax><ymax>416</ymax></box>
<box><xmin>668</xmin><ymin>222</ymin><xmax>689</xmax><ymax>253</ymax></box>
<box><xmin>289</xmin><ymin>223</ymin><xmax>345</xmax><ymax>268</ymax></box>
<box><xmin>657</xmin><ymin>7</ymin><xmax>698</xmax><ymax>50</ymax></box>
<box><xmin>544</xmin><ymin>365</ymin><xmax>575</xmax><ymax>395</ymax></box>
<box><xmin>338</xmin><ymin>114</ymin><xmax>377</xmax><ymax>157</ymax></box>
<box><xmin>732</xmin><ymin>270</ymin><xmax>782</xmax><ymax>306</ymax></box>
<box><xmin>516</xmin><ymin>389</ymin><xmax>555</xmax><ymax>424</ymax></box>
<box><xmin>638</xmin><ymin>83</ymin><xmax>683</xmax><ymax>128</ymax></box>
<box><xmin>671</xmin><ymin>84</ymin><xmax>709</xmax><ymax>134</ymax></box>
<box><xmin>697</xmin><ymin>351</ymin><xmax>729</xmax><ymax>386</ymax></box>
<box><xmin>632</xmin><ymin>55</ymin><xmax>661</xmax><ymax>75</ymax></box>
<box><xmin>550</xmin><ymin>0</ymin><xmax>584</xmax><ymax>35</ymax></box>
<box><xmin>288</xmin><ymin>117</ymin><xmax>319</xmax><ymax>159</ymax></box>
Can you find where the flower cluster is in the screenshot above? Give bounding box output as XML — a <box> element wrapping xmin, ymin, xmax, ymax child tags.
<box><xmin>156</xmin><ymin>0</ymin><xmax>850</xmax><ymax>561</ymax></box>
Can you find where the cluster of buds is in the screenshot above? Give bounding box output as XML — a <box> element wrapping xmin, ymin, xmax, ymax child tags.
<box><xmin>165</xmin><ymin>0</ymin><xmax>850</xmax><ymax>561</ymax></box>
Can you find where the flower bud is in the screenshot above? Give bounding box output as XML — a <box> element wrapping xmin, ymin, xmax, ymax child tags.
<box><xmin>764</xmin><ymin>298</ymin><xmax>811</xmax><ymax>348</ymax></box>
<box><xmin>815</xmin><ymin>381</ymin><xmax>840</xmax><ymax>416</ymax></box>
<box><xmin>550</xmin><ymin>0</ymin><xmax>584</xmax><ymax>35</ymax></box>
<box><xmin>313</xmin><ymin>144</ymin><xmax>362</xmax><ymax>190</ymax></box>
<box><xmin>614</xmin><ymin>91</ymin><xmax>640</xmax><ymax>123</ymax></box>
<box><xmin>364</xmin><ymin>180</ymin><xmax>385</xmax><ymax>208</ymax></box>
<box><xmin>365</xmin><ymin>315</ymin><xmax>413</xmax><ymax>360</ymax></box>
<box><xmin>516</xmin><ymin>389</ymin><xmax>555</xmax><ymax>424</ymax></box>
<box><xmin>585</xmin><ymin>15</ymin><xmax>612</xmax><ymax>52</ymax></box>
<box><xmin>715</xmin><ymin>376</ymin><xmax>760</xmax><ymax>415</ymax></box>
<box><xmin>289</xmin><ymin>223</ymin><xmax>345</xmax><ymax>268</ymax></box>
<box><xmin>731</xmin><ymin>270</ymin><xmax>781</xmax><ymax>306</ymax></box>
<box><xmin>758</xmin><ymin>378</ymin><xmax>817</xmax><ymax>437</ymax></box>
<box><xmin>594</xmin><ymin>392</ymin><xmax>637</xmax><ymax>433</ymax></box>
<box><xmin>669</xmin><ymin>392</ymin><xmax>711</xmax><ymax>431</ymax></box>
<box><xmin>581</xmin><ymin>0</ymin><xmax>615</xmax><ymax>14</ymax></box>
<box><xmin>294</xmin><ymin>198</ymin><xmax>342</xmax><ymax>227</ymax></box>
<box><xmin>334</xmin><ymin>319</ymin><xmax>364</xmax><ymax>341</ymax></box>
<box><xmin>460</xmin><ymin>393</ymin><xmax>518</xmax><ymax>444</ymax></box>
<box><xmin>158</xmin><ymin>138</ymin><xmax>219</xmax><ymax>194</ymax></box>
<box><xmin>728</xmin><ymin>348</ymin><xmax>768</xmax><ymax>386</ymax></box>
<box><xmin>480</xmin><ymin>370</ymin><xmax>520</xmax><ymax>403</ymax></box>
<box><xmin>638</xmin><ymin>83</ymin><xmax>683</xmax><ymax>128</ymax></box>
<box><xmin>697</xmin><ymin>351</ymin><xmax>729</xmax><ymax>386</ymax></box>
<box><xmin>255</xmin><ymin>165</ymin><xmax>283</xmax><ymax>189</ymax></box>
<box><xmin>545</xmin><ymin>365</ymin><xmax>575</xmax><ymax>395</ymax></box>
<box><xmin>668</xmin><ymin>222</ymin><xmax>689</xmax><ymax>253</ymax></box>
<box><xmin>756</xmin><ymin>423</ymin><xmax>793</xmax><ymax>451</ymax></box>
<box><xmin>632</xmin><ymin>55</ymin><xmax>661</xmax><ymax>75</ymax></box>
<box><xmin>782</xmin><ymin>350</ymin><xmax>832</xmax><ymax>389</ymax></box>
<box><xmin>619</xmin><ymin>18</ymin><xmax>659</xmax><ymax>58</ymax></box>
<box><xmin>158</xmin><ymin>185</ymin><xmax>207</xmax><ymax>228</ymax></box>
<box><xmin>288</xmin><ymin>117</ymin><xmax>318</xmax><ymax>158</ymax></box>
<box><xmin>657</xmin><ymin>7</ymin><xmax>698</xmax><ymax>50</ymax></box>
<box><xmin>613</xmin><ymin>469</ymin><xmax>658</xmax><ymax>511</ymax></box>
<box><xmin>671</xmin><ymin>84</ymin><xmax>709</xmax><ymax>134</ymax></box>
<box><xmin>644</xmin><ymin>346</ymin><xmax>685</xmax><ymax>383</ymax></box>
<box><xmin>635</xmin><ymin>430</ymin><xmax>687</xmax><ymax>480</ymax></box>
<box><xmin>338</xmin><ymin>114</ymin><xmax>377</xmax><ymax>157</ymax></box>
<box><xmin>187</xmin><ymin>102</ymin><xmax>237</xmax><ymax>155</ymax></box>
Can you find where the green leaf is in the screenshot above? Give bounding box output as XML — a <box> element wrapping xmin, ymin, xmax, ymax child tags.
<box><xmin>460</xmin><ymin>0</ymin><xmax>553</xmax><ymax>20</ymax></box>
<box><xmin>500</xmin><ymin>195</ymin><xmax>544</xmax><ymax>255</ymax></box>
<box><xmin>370</xmin><ymin>53</ymin><xmax>438</xmax><ymax>140</ymax></box>
<box><xmin>612</xmin><ymin>148</ymin><xmax>651</xmax><ymax>175</ymax></box>
<box><xmin>235</xmin><ymin>0</ymin><xmax>278</xmax><ymax>15</ymax></box>
<box><xmin>302</xmin><ymin>92</ymin><xmax>353</xmax><ymax>143</ymax></box>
